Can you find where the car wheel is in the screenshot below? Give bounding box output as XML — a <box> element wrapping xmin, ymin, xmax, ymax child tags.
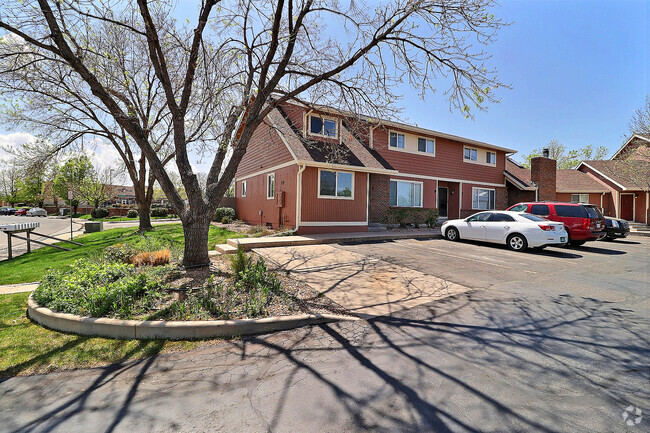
<box><xmin>507</xmin><ymin>233</ymin><xmax>528</xmax><ymax>251</ymax></box>
<box><xmin>445</xmin><ymin>227</ymin><xmax>460</xmax><ymax>241</ymax></box>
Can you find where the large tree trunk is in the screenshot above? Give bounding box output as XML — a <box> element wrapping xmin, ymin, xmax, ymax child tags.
<box><xmin>181</xmin><ymin>213</ymin><xmax>211</xmax><ymax>267</ymax></box>
<box><xmin>138</xmin><ymin>200</ymin><xmax>152</xmax><ymax>232</ymax></box>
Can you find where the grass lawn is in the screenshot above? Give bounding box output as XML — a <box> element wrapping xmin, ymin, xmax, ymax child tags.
<box><xmin>0</xmin><ymin>224</ymin><xmax>244</xmax><ymax>285</ymax></box>
<box><xmin>0</xmin><ymin>292</ymin><xmax>217</xmax><ymax>377</ymax></box>
<box><xmin>78</xmin><ymin>215</ymin><xmax>177</xmax><ymax>222</ymax></box>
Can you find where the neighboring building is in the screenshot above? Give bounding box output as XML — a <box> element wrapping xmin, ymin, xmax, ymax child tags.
<box><xmin>234</xmin><ymin>100</ymin><xmax>516</xmax><ymax>234</ymax></box>
<box><xmin>505</xmin><ymin>134</ymin><xmax>649</xmax><ymax>224</ymax></box>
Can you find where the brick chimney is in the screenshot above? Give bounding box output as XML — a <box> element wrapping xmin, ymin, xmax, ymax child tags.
<box><xmin>530</xmin><ymin>154</ymin><xmax>556</xmax><ymax>201</ymax></box>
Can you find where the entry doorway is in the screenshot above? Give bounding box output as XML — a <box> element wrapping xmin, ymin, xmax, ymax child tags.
<box><xmin>620</xmin><ymin>194</ymin><xmax>634</xmax><ymax>221</ymax></box>
<box><xmin>438</xmin><ymin>187</ymin><xmax>448</xmax><ymax>217</ymax></box>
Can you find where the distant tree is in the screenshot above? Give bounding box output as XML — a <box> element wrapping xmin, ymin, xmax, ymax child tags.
<box><xmin>0</xmin><ymin>162</ymin><xmax>22</xmax><ymax>206</ymax></box>
<box><xmin>52</xmin><ymin>155</ymin><xmax>94</xmax><ymax>214</ymax></box>
<box><xmin>522</xmin><ymin>140</ymin><xmax>608</xmax><ymax>169</ymax></box>
<box><xmin>80</xmin><ymin>166</ymin><xmax>118</xmax><ymax>210</ymax></box>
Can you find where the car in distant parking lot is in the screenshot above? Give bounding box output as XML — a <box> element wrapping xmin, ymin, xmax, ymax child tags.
<box><xmin>603</xmin><ymin>216</ymin><xmax>630</xmax><ymax>240</ymax></box>
<box><xmin>26</xmin><ymin>207</ymin><xmax>48</xmax><ymax>217</ymax></box>
<box><xmin>0</xmin><ymin>207</ymin><xmax>16</xmax><ymax>215</ymax></box>
<box><xmin>14</xmin><ymin>208</ymin><xmax>28</xmax><ymax>216</ymax></box>
<box><xmin>442</xmin><ymin>210</ymin><xmax>567</xmax><ymax>252</ymax></box>
<box><xmin>507</xmin><ymin>201</ymin><xmax>606</xmax><ymax>247</ymax></box>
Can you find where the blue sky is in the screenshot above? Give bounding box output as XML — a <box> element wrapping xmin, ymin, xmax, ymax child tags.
<box><xmin>400</xmin><ymin>0</ymin><xmax>648</xmax><ymax>161</ymax></box>
<box><xmin>1</xmin><ymin>0</ymin><xmax>648</xmax><ymax>169</ymax></box>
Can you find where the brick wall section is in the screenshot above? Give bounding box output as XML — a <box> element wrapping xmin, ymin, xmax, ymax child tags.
<box><xmin>530</xmin><ymin>157</ymin><xmax>557</xmax><ymax>201</ymax></box>
<box><xmin>368</xmin><ymin>174</ymin><xmax>390</xmax><ymax>223</ymax></box>
<box><xmin>506</xmin><ymin>185</ymin><xmax>536</xmax><ymax>207</ymax></box>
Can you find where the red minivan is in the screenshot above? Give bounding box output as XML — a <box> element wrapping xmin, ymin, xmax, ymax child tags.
<box><xmin>506</xmin><ymin>202</ymin><xmax>606</xmax><ymax>247</ymax></box>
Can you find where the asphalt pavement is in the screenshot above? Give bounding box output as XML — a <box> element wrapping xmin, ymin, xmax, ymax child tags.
<box><xmin>0</xmin><ymin>236</ymin><xmax>648</xmax><ymax>432</ymax></box>
<box><xmin>0</xmin><ymin>216</ymin><xmax>84</xmax><ymax>261</ymax></box>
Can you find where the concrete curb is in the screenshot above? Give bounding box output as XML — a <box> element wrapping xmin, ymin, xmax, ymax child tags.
<box><xmin>27</xmin><ymin>295</ymin><xmax>358</xmax><ymax>340</ymax></box>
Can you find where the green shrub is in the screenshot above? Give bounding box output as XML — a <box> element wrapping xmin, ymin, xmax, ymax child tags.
<box><xmin>150</xmin><ymin>207</ymin><xmax>168</xmax><ymax>218</ymax></box>
<box><xmin>235</xmin><ymin>258</ymin><xmax>282</xmax><ymax>317</ymax></box>
<box><xmin>214</xmin><ymin>207</ymin><xmax>235</xmax><ymax>222</ymax></box>
<box><xmin>126</xmin><ymin>209</ymin><xmax>139</xmax><ymax>218</ymax></box>
<box><xmin>91</xmin><ymin>208</ymin><xmax>109</xmax><ymax>219</ymax></box>
<box><xmin>104</xmin><ymin>243</ymin><xmax>137</xmax><ymax>263</ymax></box>
<box><xmin>221</xmin><ymin>216</ymin><xmax>233</xmax><ymax>224</ymax></box>
<box><xmin>33</xmin><ymin>259</ymin><xmax>170</xmax><ymax>319</ymax></box>
<box><xmin>425</xmin><ymin>209</ymin><xmax>440</xmax><ymax>228</ymax></box>
<box><xmin>411</xmin><ymin>209</ymin><xmax>424</xmax><ymax>228</ymax></box>
<box><xmin>387</xmin><ymin>208</ymin><xmax>408</xmax><ymax>228</ymax></box>
<box><xmin>230</xmin><ymin>245</ymin><xmax>252</xmax><ymax>281</ymax></box>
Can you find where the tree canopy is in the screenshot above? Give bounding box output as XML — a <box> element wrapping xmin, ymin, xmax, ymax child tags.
<box><xmin>0</xmin><ymin>0</ymin><xmax>507</xmax><ymax>265</ymax></box>
<box><xmin>521</xmin><ymin>140</ymin><xmax>608</xmax><ymax>169</ymax></box>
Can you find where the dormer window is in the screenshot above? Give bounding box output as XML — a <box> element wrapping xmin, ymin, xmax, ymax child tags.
<box><xmin>309</xmin><ymin>115</ymin><xmax>338</xmax><ymax>138</ymax></box>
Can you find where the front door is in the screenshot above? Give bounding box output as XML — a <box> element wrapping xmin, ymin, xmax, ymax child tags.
<box><xmin>438</xmin><ymin>187</ymin><xmax>448</xmax><ymax>217</ymax></box>
<box><xmin>621</xmin><ymin>194</ymin><xmax>634</xmax><ymax>221</ymax></box>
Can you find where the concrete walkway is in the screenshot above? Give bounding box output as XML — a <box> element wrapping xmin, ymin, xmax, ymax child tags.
<box><xmin>257</xmin><ymin>244</ymin><xmax>468</xmax><ymax>317</ymax></box>
<box><xmin>222</xmin><ymin>228</ymin><xmax>441</xmax><ymax>252</ymax></box>
<box><xmin>0</xmin><ymin>282</ymin><xmax>38</xmax><ymax>294</ymax></box>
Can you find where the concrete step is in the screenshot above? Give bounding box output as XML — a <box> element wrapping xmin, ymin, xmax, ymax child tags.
<box><xmin>214</xmin><ymin>243</ymin><xmax>238</xmax><ymax>254</ymax></box>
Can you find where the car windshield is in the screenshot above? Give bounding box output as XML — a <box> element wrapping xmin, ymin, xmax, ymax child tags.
<box><xmin>585</xmin><ymin>206</ymin><xmax>602</xmax><ymax>218</ymax></box>
<box><xmin>521</xmin><ymin>214</ymin><xmax>547</xmax><ymax>222</ymax></box>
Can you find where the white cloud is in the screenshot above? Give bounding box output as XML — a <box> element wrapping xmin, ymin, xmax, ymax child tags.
<box><xmin>0</xmin><ymin>132</ymin><xmax>36</xmax><ymax>164</ymax></box>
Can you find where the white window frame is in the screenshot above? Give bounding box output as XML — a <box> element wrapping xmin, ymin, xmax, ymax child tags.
<box><xmin>241</xmin><ymin>180</ymin><xmax>247</xmax><ymax>198</ymax></box>
<box><xmin>417</xmin><ymin>137</ymin><xmax>436</xmax><ymax>155</ymax></box>
<box><xmin>267</xmin><ymin>173</ymin><xmax>275</xmax><ymax>200</ymax></box>
<box><xmin>571</xmin><ymin>193</ymin><xmax>589</xmax><ymax>204</ymax></box>
<box><xmin>308</xmin><ymin>114</ymin><xmax>339</xmax><ymax>139</ymax></box>
<box><xmin>472</xmin><ymin>187</ymin><xmax>496</xmax><ymax>210</ymax></box>
<box><xmin>389</xmin><ymin>179</ymin><xmax>424</xmax><ymax>208</ymax></box>
<box><xmin>317</xmin><ymin>169</ymin><xmax>355</xmax><ymax>200</ymax></box>
<box><xmin>389</xmin><ymin>131</ymin><xmax>405</xmax><ymax>149</ymax></box>
<box><xmin>486</xmin><ymin>151</ymin><xmax>496</xmax><ymax>165</ymax></box>
<box><xmin>464</xmin><ymin>146</ymin><xmax>478</xmax><ymax>162</ymax></box>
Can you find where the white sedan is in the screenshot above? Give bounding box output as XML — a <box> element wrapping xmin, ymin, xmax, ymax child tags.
<box><xmin>26</xmin><ymin>207</ymin><xmax>48</xmax><ymax>217</ymax></box>
<box><xmin>442</xmin><ymin>211</ymin><xmax>567</xmax><ymax>251</ymax></box>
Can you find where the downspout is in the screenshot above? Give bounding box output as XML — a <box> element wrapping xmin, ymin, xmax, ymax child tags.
<box><xmin>531</xmin><ymin>181</ymin><xmax>538</xmax><ymax>201</ymax></box>
<box><xmin>600</xmin><ymin>192</ymin><xmax>605</xmax><ymax>214</ymax></box>
<box><xmin>290</xmin><ymin>164</ymin><xmax>306</xmax><ymax>234</ymax></box>
<box><xmin>369</xmin><ymin>125</ymin><xmax>378</xmax><ymax>149</ymax></box>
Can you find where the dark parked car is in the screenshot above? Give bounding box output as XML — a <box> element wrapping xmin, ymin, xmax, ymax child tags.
<box><xmin>603</xmin><ymin>217</ymin><xmax>630</xmax><ymax>240</ymax></box>
<box><xmin>0</xmin><ymin>207</ymin><xmax>16</xmax><ymax>215</ymax></box>
<box><xmin>507</xmin><ymin>201</ymin><xmax>606</xmax><ymax>247</ymax></box>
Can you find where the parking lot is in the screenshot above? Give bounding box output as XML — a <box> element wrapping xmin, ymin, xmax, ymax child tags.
<box><xmin>335</xmin><ymin>235</ymin><xmax>650</xmax><ymax>311</ymax></box>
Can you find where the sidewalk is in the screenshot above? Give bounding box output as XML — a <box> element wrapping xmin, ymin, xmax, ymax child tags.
<box><xmin>0</xmin><ymin>282</ymin><xmax>38</xmax><ymax>295</ymax></box>
<box><xmin>218</xmin><ymin>228</ymin><xmax>441</xmax><ymax>253</ymax></box>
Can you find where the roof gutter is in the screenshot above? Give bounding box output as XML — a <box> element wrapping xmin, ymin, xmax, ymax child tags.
<box><xmin>295</xmin><ymin>160</ymin><xmax>397</xmax><ymax>175</ymax></box>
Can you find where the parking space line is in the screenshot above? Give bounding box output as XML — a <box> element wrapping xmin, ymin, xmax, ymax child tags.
<box><xmin>396</xmin><ymin>242</ymin><xmax>538</xmax><ymax>274</ymax></box>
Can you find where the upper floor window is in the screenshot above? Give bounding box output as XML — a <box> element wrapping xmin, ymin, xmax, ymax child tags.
<box><xmin>309</xmin><ymin>115</ymin><xmax>337</xmax><ymax>138</ymax></box>
<box><xmin>318</xmin><ymin>170</ymin><xmax>354</xmax><ymax>199</ymax></box>
<box><xmin>464</xmin><ymin>147</ymin><xmax>478</xmax><ymax>161</ymax></box>
<box><xmin>418</xmin><ymin>138</ymin><xmax>435</xmax><ymax>154</ymax></box>
<box><xmin>389</xmin><ymin>132</ymin><xmax>405</xmax><ymax>148</ymax></box>
<box><xmin>241</xmin><ymin>180</ymin><xmax>247</xmax><ymax>198</ymax></box>
<box><xmin>486</xmin><ymin>151</ymin><xmax>496</xmax><ymax>164</ymax></box>
<box><xmin>267</xmin><ymin>173</ymin><xmax>275</xmax><ymax>199</ymax></box>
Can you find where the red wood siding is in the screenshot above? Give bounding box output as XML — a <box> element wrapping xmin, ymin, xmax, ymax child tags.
<box><xmin>298</xmin><ymin>225</ymin><xmax>368</xmax><ymax>234</ymax></box>
<box><xmin>236</xmin><ymin>118</ymin><xmax>294</xmax><ymax>178</ymax></box>
<box><xmin>236</xmin><ymin>164</ymin><xmax>298</xmax><ymax>229</ymax></box>
<box><xmin>300</xmin><ymin>168</ymin><xmax>367</xmax><ymax>223</ymax></box>
<box><xmin>372</xmin><ymin>127</ymin><xmax>506</xmax><ymax>185</ymax></box>
<box><xmin>635</xmin><ymin>193</ymin><xmax>646</xmax><ymax>223</ymax></box>
<box><xmin>555</xmin><ymin>193</ymin><xmax>604</xmax><ymax>207</ymax></box>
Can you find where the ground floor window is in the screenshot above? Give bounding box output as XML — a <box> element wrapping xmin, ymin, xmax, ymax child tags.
<box><xmin>472</xmin><ymin>188</ymin><xmax>495</xmax><ymax>210</ymax></box>
<box><xmin>571</xmin><ymin>193</ymin><xmax>589</xmax><ymax>204</ymax></box>
<box><xmin>267</xmin><ymin>173</ymin><xmax>275</xmax><ymax>199</ymax></box>
<box><xmin>318</xmin><ymin>170</ymin><xmax>354</xmax><ymax>198</ymax></box>
<box><xmin>389</xmin><ymin>180</ymin><xmax>422</xmax><ymax>207</ymax></box>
